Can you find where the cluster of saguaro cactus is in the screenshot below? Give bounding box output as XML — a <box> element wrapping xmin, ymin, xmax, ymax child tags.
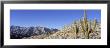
<box><xmin>61</xmin><ymin>10</ymin><xmax>97</xmax><ymax>39</ymax></box>
<box><xmin>52</xmin><ymin>10</ymin><xmax>98</xmax><ymax>39</ymax></box>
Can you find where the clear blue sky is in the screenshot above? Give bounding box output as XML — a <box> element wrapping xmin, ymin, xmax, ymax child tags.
<box><xmin>10</xmin><ymin>10</ymin><xmax>101</xmax><ymax>29</ymax></box>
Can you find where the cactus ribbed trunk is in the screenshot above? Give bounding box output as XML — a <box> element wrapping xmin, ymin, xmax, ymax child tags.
<box><xmin>85</xmin><ymin>32</ymin><xmax>89</xmax><ymax>39</ymax></box>
<box><xmin>79</xmin><ymin>10</ymin><xmax>90</xmax><ymax>39</ymax></box>
<box><xmin>74</xmin><ymin>21</ymin><xmax>79</xmax><ymax>39</ymax></box>
<box><xmin>93</xmin><ymin>18</ymin><xmax>97</xmax><ymax>32</ymax></box>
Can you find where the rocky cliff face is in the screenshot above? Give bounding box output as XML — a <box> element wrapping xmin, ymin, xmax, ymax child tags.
<box><xmin>10</xmin><ymin>26</ymin><xmax>59</xmax><ymax>39</ymax></box>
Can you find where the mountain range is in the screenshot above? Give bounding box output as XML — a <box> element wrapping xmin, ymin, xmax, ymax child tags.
<box><xmin>10</xmin><ymin>25</ymin><xmax>59</xmax><ymax>39</ymax></box>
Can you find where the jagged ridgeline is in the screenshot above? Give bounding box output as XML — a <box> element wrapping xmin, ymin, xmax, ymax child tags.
<box><xmin>10</xmin><ymin>26</ymin><xmax>59</xmax><ymax>39</ymax></box>
<box><xmin>44</xmin><ymin>10</ymin><xmax>101</xmax><ymax>39</ymax></box>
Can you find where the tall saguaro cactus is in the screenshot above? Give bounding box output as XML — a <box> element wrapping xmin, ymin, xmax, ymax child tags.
<box><xmin>80</xmin><ymin>10</ymin><xmax>90</xmax><ymax>39</ymax></box>
<box><xmin>73</xmin><ymin>21</ymin><xmax>79</xmax><ymax>39</ymax></box>
<box><xmin>92</xmin><ymin>18</ymin><xmax>97</xmax><ymax>32</ymax></box>
<box><xmin>79</xmin><ymin>10</ymin><xmax>97</xmax><ymax>39</ymax></box>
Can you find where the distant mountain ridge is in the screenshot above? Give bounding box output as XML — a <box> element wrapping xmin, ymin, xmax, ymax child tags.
<box><xmin>10</xmin><ymin>25</ymin><xmax>59</xmax><ymax>39</ymax></box>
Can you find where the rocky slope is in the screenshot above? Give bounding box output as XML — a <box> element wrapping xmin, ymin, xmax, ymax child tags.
<box><xmin>44</xmin><ymin>24</ymin><xmax>101</xmax><ymax>39</ymax></box>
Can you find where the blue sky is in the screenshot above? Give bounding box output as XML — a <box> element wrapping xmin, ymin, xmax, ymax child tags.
<box><xmin>10</xmin><ymin>10</ymin><xmax>101</xmax><ymax>29</ymax></box>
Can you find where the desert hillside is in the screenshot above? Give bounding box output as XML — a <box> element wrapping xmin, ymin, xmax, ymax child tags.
<box><xmin>44</xmin><ymin>10</ymin><xmax>101</xmax><ymax>39</ymax></box>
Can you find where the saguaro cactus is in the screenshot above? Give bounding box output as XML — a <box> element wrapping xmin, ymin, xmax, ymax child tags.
<box><xmin>92</xmin><ymin>18</ymin><xmax>97</xmax><ymax>32</ymax></box>
<box><xmin>73</xmin><ymin>21</ymin><xmax>79</xmax><ymax>38</ymax></box>
<box><xmin>79</xmin><ymin>10</ymin><xmax>90</xmax><ymax>39</ymax></box>
<box><xmin>79</xmin><ymin>10</ymin><xmax>97</xmax><ymax>39</ymax></box>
